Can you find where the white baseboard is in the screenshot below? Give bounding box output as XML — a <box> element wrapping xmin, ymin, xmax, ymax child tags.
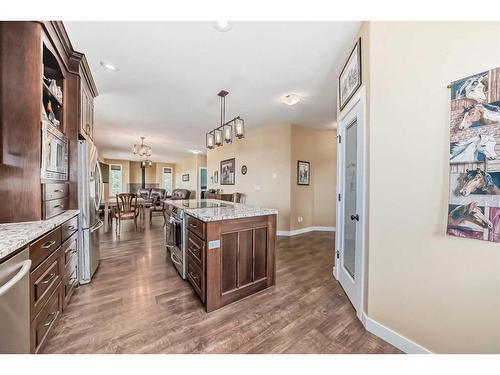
<box><xmin>362</xmin><ymin>313</ymin><xmax>432</xmax><ymax>354</ymax></box>
<box><xmin>277</xmin><ymin>226</ymin><xmax>336</xmax><ymax>237</ymax></box>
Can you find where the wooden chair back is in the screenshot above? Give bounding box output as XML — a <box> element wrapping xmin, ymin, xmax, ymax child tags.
<box><xmin>116</xmin><ymin>193</ymin><xmax>138</xmax><ymax>215</ymax></box>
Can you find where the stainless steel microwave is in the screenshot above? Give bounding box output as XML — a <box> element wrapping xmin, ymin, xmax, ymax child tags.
<box><xmin>41</xmin><ymin>121</ymin><xmax>68</xmax><ymax>181</ymax></box>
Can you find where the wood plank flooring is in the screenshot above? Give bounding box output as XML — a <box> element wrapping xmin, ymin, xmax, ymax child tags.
<box><xmin>43</xmin><ymin>219</ymin><xmax>400</xmax><ymax>354</ymax></box>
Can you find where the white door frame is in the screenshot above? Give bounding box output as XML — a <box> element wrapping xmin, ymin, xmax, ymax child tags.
<box><xmin>334</xmin><ymin>86</ymin><xmax>367</xmax><ymax>321</ymax></box>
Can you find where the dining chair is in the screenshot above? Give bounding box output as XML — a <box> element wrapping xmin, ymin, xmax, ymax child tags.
<box><xmin>113</xmin><ymin>193</ymin><xmax>141</xmax><ymax>233</ymax></box>
<box><xmin>149</xmin><ymin>188</ymin><xmax>167</xmax><ymax>226</ymax></box>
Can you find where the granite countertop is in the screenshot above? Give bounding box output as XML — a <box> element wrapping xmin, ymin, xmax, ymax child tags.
<box><xmin>164</xmin><ymin>199</ymin><xmax>278</xmax><ymax>222</ymax></box>
<box><xmin>0</xmin><ymin>210</ymin><xmax>80</xmax><ymax>261</ymax></box>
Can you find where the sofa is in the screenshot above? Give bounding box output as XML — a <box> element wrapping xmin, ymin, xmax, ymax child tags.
<box><xmin>170</xmin><ymin>189</ymin><xmax>191</xmax><ymax>200</ymax></box>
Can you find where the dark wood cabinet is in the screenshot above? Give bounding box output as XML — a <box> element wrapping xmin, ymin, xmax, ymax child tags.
<box><xmin>25</xmin><ymin>214</ymin><xmax>78</xmax><ymax>353</ymax></box>
<box><xmin>0</xmin><ymin>21</ymin><xmax>97</xmax><ymax>223</ymax></box>
<box><xmin>185</xmin><ymin>214</ymin><xmax>277</xmax><ymax>312</ymax></box>
<box><xmin>78</xmin><ymin>57</ymin><xmax>97</xmax><ymax>142</ymax></box>
<box><xmin>0</xmin><ymin>22</ymin><xmax>43</xmax><ymax>223</ymax></box>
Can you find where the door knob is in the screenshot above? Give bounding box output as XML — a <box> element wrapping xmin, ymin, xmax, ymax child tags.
<box><xmin>350</xmin><ymin>214</ymin><xmax>359</xmax><ymax>221</ymax></box>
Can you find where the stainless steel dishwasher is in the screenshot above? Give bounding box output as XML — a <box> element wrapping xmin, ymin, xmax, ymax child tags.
<box><xmin>0</xmin><ymin>248</ymin><xmax>31</xmax><ymax>353</ymax></box>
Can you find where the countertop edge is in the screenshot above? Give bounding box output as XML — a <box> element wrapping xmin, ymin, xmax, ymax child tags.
<box><xmin>0</xmin><ymin>210</ymin><xmax>80</xmax><ymax>262</ymax></box>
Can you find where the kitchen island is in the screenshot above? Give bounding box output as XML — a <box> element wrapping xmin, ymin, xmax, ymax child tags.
<box><xmin>164</xmin><ymin>199</ymin><xmax>277</xmax><ymax>312</ymax></box>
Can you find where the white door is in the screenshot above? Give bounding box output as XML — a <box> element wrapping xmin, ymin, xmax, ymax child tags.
<box><xmin>336</xmin><ymin>94</ymin><xmax>365</xmax><ymax>317</ymax></box>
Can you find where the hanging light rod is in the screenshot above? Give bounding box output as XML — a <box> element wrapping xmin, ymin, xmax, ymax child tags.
<box><xmin>206</xmin><ymin>90</ymin><xmax>245</xmax><ymax>150</ymax></box>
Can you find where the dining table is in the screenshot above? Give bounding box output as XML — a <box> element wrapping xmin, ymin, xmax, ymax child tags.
<box><xmin>103</xmin><ymin>197</ymin><xmax>152</xmax><ymax>232</ymax></box>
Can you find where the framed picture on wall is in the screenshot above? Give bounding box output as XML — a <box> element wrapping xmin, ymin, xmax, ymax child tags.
<box><xmin>339</xmin><ymin>37</ymin><xmax>362</xmax><ymax>111</ymax></box>
<box><xmin>213</xmin><ymin>170</ymin><xmax>218</xmax><ymax>184</ymax></box>
<box><xmin>220</xmin><ymin>158</ymin><xmax>235</xmax><ymax>185</ymax></box>
<box><xmin>297</xmin><ymin>160</ymin><xmax>310</xmax><ymax>185</ymax></box>
<box><xmin>182</xmin><ymin>174</ymin><xmax>189</xmax><ymax>182</ymax></box>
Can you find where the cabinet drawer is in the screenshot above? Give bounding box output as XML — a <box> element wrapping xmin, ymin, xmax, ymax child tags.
<box><xmin>42</xmin><ymin>183</ymin><xmax>68</xmax><ymax>201</ymax></box>
<box><xmin>187</xmin><ymin>255</ymin><xmax>205</xmax><ymax>303</ymax></box>
<box><xmin>187</xmin><ymin>230</ymin><xmax>204</xmax><ymax>268</ymax></box>
<box><xmin>30</xmin><ymin>247</ymin><xmax>63</xmax><ymax>320</ymax></box>
<box><xmin>63</xmin><ymin>267</ymin><xmax>78</xmax><ymax>310</ymax></box>
<box><xmin>186</xmin><ymin>215</ymin><xmax>205</xmax><ymax>239</ymax></box>
<box><xmin>61</xmin><ymin>216</ymin><xmax>78</xmax><ymax>242</ymax></box>
<box><xmin>43</xmin><ymin>198</ymin><xmax>68</xmax><ymax>220</ymax></box>
<box><xmin>62</xmin><ymin>232</ymin><xmax>78</xmax><ymax>265</ymax></box>
<box><xmin>30</xmin><ymin>227</ymin><xmax>62</xmax><ymax>269</ymax></box>
<box><xmin>30</xmin><ymin>283</ymin><xmax>62</xmax><ymax>354</ymax></box>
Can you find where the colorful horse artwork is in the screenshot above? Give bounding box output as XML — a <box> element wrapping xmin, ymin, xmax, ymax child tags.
<box><xmin>459</xmin><ymin>103</ymin><xmax>500</xmax><ymax>130</ymax></box>
<box><xmin>458</xmin><ymin>168</ymin><xmax>500</xmax><ymax>196</ymax></box>
<box><xmin>449</xmin><ymin>134</ymin><xmax>497</xmax><ymax>162</ymax></box>
<box><xmin>454</xmin><ymin>73</ymin><xmax>488</xmax><ymax>103</ymax></box>
<box><xmin>447</xmin><ymin>202</ymin><xmax>492</xmax><ymax>240</ymax></box>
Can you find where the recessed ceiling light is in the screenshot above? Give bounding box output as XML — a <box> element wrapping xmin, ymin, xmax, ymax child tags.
<box><xmin>281</xmin><ymin>93</ymin><xmax>302</xmax><ymax>106</ymax></box>
<box><xmin>100</xmin><ymin>61</ymin><xmax>119</xmax><ymax>71</ymax></box>
<box><xmin>190</xmin><ymin>149</ymin><xmax>202</xmax><ymax>154</ymax></box>
<box><xmin>214</xmin><ymin>20</ymin><xmax>232</xmax><ymax>32</ymax></box>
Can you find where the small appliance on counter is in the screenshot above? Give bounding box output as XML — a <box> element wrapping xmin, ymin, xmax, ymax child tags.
<box><xmin>78</xmin><ymin>140</ymin><xmax>103</xmax><ymax>284</ymax></box>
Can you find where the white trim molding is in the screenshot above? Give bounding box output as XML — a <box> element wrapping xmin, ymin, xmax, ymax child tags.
<box><xmin>277</xmin><ymin>226</ymin><xmax>336</xmax><ymax>237</ymax></box>
<box><xmin>362</xmin><ymin>313</ymin><xmax>432</xmax><ymax>354</ymax></box>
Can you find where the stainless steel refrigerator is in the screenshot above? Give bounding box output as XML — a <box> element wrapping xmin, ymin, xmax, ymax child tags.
<box><xmin>78</xmin><ymin>140</ymin><xmax>103</xmax><ymax>284</ymax></box>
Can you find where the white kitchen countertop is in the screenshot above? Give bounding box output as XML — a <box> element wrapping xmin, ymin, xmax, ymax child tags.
<box><xmin>163</xmin><ymin>199</ymin><xmax>277</xmax><ymax>222</ymax></box>
<box><xmin>0</xmin><ymin>210</ymin><xmax>79</xmax><ymax>262</ymax></box>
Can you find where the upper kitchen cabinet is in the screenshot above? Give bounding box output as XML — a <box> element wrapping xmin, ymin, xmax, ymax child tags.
<box><xmin>78</xmin><ymin>56</ymin><xmax>98</xmax><ymax>142</ymax></box>
<box><xmin>0</xmin><ymin>21</ymin><xmax>97</xmax><ymax>223</ymax></box>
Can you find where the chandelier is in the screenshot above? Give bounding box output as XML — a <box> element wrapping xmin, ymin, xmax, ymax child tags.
<box><xmin>133</xmin><ymin>136</ymin><xmax>152</xmax><ymax>157</ymax></box>
<box><xmin>133</xmin><ymin>136</ymin><xmax>153</xmax><ymax>168</ymax></box>
<box><xmin>206</xmin><ymin>90</ymin><xmax>245</xmax><ymax>149</ymax></box>
<box><xmin>141</xmin><ymin>159</ymin><xmax>152</xmax><ymax>168</ymax></box>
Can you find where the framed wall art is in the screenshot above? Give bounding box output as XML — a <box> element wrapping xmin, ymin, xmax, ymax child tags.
<box><xmin>220</xmin><ymin>158</ymin><xmax>235</xmax><ymax>185</ymax></box>
<box><xmin>182</xmin><ymin>174</ymin><xmax>189</xmax><ymax>182</ymax></box>
<box><xmin>447</xmin><ymin>66</ymin><xmax>500</xmax><ymax>242</ymax></box>
<box><xmin>297</xmin><ymin>160</ymin><xmax>310</xmax><ymax>185</ymax></box>
<box><xmin>339</xmin><ymin>38</ymin><xmax>362</xmax><ymax>111</ymax></box>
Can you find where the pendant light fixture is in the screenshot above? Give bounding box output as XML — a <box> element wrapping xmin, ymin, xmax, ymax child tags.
<box><xmin>133</xmin><ymin>136</ymin><xmax>152</xmax><ymax>157</ymax></box>
<box><xmin>206</xmin><ymin>90</ymin><xmax>245</xmax><ymax>150</ymax></box>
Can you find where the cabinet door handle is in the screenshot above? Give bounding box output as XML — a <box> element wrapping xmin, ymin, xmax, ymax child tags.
<box><xmin>67</xmin><ymin>225</ymin><xmax>76</xmax><ymax>231</ymax></box>
<box><xmin>53</xmin><ymin>204</ymin><xmax>62</xmax><ymax>209</ymax></box>
<box><xmin>53</xmin><ymin>189</ymin><xmax>64</xmax><ymax>193</ymax></box>
<box><xmin>41</xmin><ymin>273</ymin><xmax>56</xmax><ymax>285</ymax></box>
<box><xmin>41</xmin><ymin>240</ymin><xmax>56</xmax><ymax>249</ymax></box>
<box><xmin>188</xmin><ymin>271</ymin><xmax>199</xmax><ymax>281</ymax></box>
<box><xmin>43</xmin><ymin>312</ymin><xmax>57</xmax><ymax>327</ymax></box>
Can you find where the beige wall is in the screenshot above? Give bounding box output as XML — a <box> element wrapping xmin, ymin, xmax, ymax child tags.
<box><xmin>207</xmin><ymin>123</ymin><xmax>336</xmax><ymax>232</ymax></box>
<box><xmin>102</xmin><ymin>159</ymin><xmax>176</xmax><ymax>199</ymax></box>
<box><xmin>290</xmin><ymin>125</ymin><xmax>337</xmax><ymax>230</ymax></box>
<box><xmin>129</xmin><ymin>161</ymin><xmax>157</xmax><ymax>184</ymax></box>
<box><xmin>207</xmin><ymin>124</ymin><xmax>292</xmax><ymax>231</ymax></box>
<box><xmin>175</xmin><ymin>154</ymin><xmax>207</xmax><ymax>198</ymax></box>
<box><xmin>345</xmin><ymin>22</ymin><xmax>500</xmax><ymax>353</ymax></box>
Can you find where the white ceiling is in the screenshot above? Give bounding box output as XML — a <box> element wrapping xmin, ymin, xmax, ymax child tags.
<box><xmin>65</xmin><ymin>21</ymin><xmax>360</xmax><ymax>162</ymax></box>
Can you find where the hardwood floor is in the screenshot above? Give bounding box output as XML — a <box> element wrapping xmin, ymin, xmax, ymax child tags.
<box><xmin>43</xmin><ymin>219</ymin><xmax>400</xmax><ymax>354</ymax></box>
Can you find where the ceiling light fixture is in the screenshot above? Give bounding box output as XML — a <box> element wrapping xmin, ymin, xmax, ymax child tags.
<box><xmin>100</xmin><ymin>61</ymin><xmax>119</xmax><ymax>71</ymax></box>
<box><xmin>133</xmin><ymin>136</ymin><xmax>152</xmax><ymax>168</ymax></box>
<box><xmin>214</xmin><ymin>20</ymin><xmax>232</xmax><ymax>32</ymax></box>
<box><xmin>206</xmin><ymin>90</ymin><xmax>245</xmax><ymax>150</ymax></box>
<box><xmin>281</xmin><ymin>93</ymin><xmax>302</xmax><ymax>106</ymax></box>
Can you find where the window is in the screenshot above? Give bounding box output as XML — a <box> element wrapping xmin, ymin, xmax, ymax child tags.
<box><xmin>163</xmin><ymin>167</ymin><xmax>173</xmax><ymax>195</ymax></box>
<box><xmin>110</xmin><ymin>164</ymin><xmax>122</xmax><ymax>196</ymax></box>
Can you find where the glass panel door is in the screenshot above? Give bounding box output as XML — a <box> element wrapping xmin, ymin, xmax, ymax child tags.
<box><xmin>343</xmin><ymin>119</ymin><xmax>357</xmax><ymax>279</ymax></box>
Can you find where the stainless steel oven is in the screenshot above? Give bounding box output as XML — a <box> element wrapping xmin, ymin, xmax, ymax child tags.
<box><xmin>41</xmin><ymin>120</ymin><xmax>68</xmax><ymax>181</ymax></box>
<box><xmin>165</xmin><ymin>206</ymin><xmax>186</xmax><ymax>279</ymax></box>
